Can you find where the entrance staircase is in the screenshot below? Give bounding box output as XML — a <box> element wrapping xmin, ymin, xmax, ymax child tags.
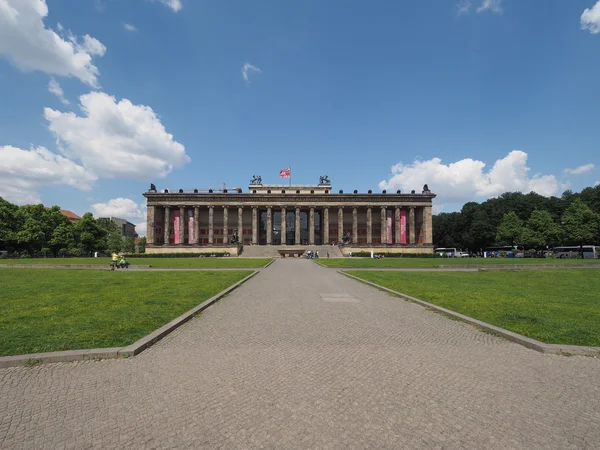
<box><xmin>240</xmin><ymin>245</ymin><xmax>344</xmax><ymax>258</ymax></box>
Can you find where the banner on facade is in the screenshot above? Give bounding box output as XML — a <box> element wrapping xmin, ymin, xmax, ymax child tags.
<box><xmin>386</xmin><ymin>210</ymin><xmax>393</xmax><ymax>244</ymax></box>
<box><xmin>400</xmin><ymin>209</ymin><xmax>407</xmax><ymax>244</ymax></box>
<box><xmin>188</xmin><ymin>209</ymin><xmax>194</xmax><ymax>244</ymax></box>
<box><xmin>173</xmin><ymin>209</ymin><xmax>180</xmax><ymax>244</ymax></box>
<box><xmin>279</xmin><ymin>168</ymin><xmax>291</xmax><ymax>178</ymax></box>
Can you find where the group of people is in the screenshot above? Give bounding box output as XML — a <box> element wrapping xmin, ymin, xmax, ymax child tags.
<box><xmin>306</xmin><ymin>250</ymin><xmax>320</xmax><ymax>259</ymax></box>
<box><xmin>110</xmin><ymin>253</ymin><xmax>130</xmax><ymax>270</ymax></box>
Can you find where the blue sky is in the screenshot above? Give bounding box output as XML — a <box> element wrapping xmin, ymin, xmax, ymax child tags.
<box><xmin>1</xmin><ymin>0</ymin><xmax>599</xmax><ymax>233</ymax></box>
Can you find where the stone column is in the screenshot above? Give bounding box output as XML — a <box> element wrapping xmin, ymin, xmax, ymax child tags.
<box><xmin>281</xmin><ymin>207</ymin><xmax>287</xmax><ymax>246</ymax></box>
<box><xmin>395</xmin><ymin>207</ymin><xmax>401</xmax><ymax>245</ymax></box>
<box><xmin>237</xmin><ymin>206</ymin><xmax>243</xmax><ymax>244</ymax></box>
<box><xmin>208</xmin><ymin>206</ymin><xmax>214</xmax><ymax>245</ymax></box>
<box><xmin>323</xmin><ymin>207</ymin><xmax>329</xmax><ymax>245</ymax></box>
<box><xmin>194</xmin><ymin>207</ymin><xmax>200</xmax><ymax>245</ymax></box>
<box><xmin>366</xmin><ymin>207</ymin><xmax>372</xmax><ymax>245</ymax></box>
<box><xmin>338</xmin><ymin>207</ymin><xmax>344</xmax><ymax>243</ymax></box>
<box><xmin>164</xmin><ymin>206</ymin><xmax>170</xmax><ymax>245</ymax></box>
<box><xmin>295</xmin><ymin>207</ymin><xmax>301</xmax><ymax>245</ymax></box>
<box><xmin>179</xmin><ymin>206</ymin><xmax>185</xmax><ymax>244</ymax></box>
<box><xmin>252</xmin><ymin>207</ymin><xmax>258</xmax><ymax>244</ymax></box>
<box><xmin>222</xmin><ymin>206</ymin><xmax>229</xmax><ymax>245</ymax></box>
<box><xmin>352</xmin><ymin>207</ymin><xmax>358</xmax><ymax>244</ymax></box>
<box><xmin>309</xmin><ymin>207</ymin><xmax>315</xmax><ymax>245</ymax></box>
<box><xmin>266</xmin><ymin>207</ymin><xmax>272</xmax><ymax>245</ymax></box>
<box><xmin>409</xmin><ymin>207</ymin><xmax>416</xmax><ymax>244</ymax></box>
<box><xmin>146</xmin><ymin>205</ymin><xmax>155</xmax><ymax>245</ymax></box>
<box><xmin>424</xmin><ymin>205</ymin><xmax>433</xmax><ymax>244</ymax></box>
<box><xmin>380</xmin><ymin>207</ymin><xmax>387</xmax><ymax>244</ymax></box>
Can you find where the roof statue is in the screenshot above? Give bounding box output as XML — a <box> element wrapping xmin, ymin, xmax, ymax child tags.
<box><xmin>150</xmin><ymin>183</ymin><xmax>156</xmax><ymax>191</ymax></box>
<box><xmin>319</xmin><ymin>175</ymin><xmax>331</xmax><ymax>185</ymax></box>
<box><xmin>422</xmin><ymin>184</ymin><xmax>431</xmax><ymax>194</ymax></box>
<box><xmin>250</xmin><ymin>175</ymin><xmax>262</xmax><ymax>185</ymax></box>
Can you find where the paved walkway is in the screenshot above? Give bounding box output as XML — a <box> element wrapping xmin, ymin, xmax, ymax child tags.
<box><xmin>1</xmin><ymin>260</ymin><xmax>599</xmax><ymax>449</ymax></box>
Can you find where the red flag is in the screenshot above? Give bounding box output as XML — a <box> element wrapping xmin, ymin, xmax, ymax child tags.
<box><xmin>279</xmin><ymin>168</ymin><xmax>291</xmax><ymax>178</ymax></box>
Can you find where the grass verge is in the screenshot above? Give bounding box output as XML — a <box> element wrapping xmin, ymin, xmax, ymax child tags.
<box><xmin>318</xmin><ymin>258</ymin><xmax>600</xmax><ymax>268</ymax></box>
<box><xmin>0</xmin><ymin>269</ymin><xmax>252</xmax><ymax>356</ymax></box>
<box><xmin>0</xmin><ymin>257</ymin><xmax>272</xmax><ymax>268</ymax></box>
<box><xmin>346</xmin><ymin>269</ymin><xmax>600</xmax><ymax>347</ymax></box>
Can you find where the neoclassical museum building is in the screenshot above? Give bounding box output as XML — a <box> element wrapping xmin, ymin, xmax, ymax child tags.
<box><xmin>144</xmin><ymin>177</ymin><xmax>435</xmax><ymax>256</ymax></box>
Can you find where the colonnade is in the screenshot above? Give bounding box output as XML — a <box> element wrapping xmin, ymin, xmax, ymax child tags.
<box><xmin>147</xmin><ymin>205</ymin><xmax>433</xmax><ymax>246</ymax></box>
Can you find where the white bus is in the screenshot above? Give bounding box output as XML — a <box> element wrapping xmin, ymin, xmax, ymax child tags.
<box><xmin>553</xmin><ymin>245</ymin><xmax>598</xmax><ymax>260</ymax></box>
<box><xmin>434</xmin><ymin>248</ymin><xmax>470</xmax><ymax>258</ymax></box>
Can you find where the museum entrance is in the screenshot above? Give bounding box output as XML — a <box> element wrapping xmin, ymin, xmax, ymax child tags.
<box><xmin>258</xmin><ymin>209</ymin><xmax>322</xmax><ymax>245</ymax></box>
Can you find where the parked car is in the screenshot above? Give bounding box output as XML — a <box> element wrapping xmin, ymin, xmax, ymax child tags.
<box><xmin>457</xmin><ymin>252</ymin><xmax>470</xmax><ymax>258</ymax></box>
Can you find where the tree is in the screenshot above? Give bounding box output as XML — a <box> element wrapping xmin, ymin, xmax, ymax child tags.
<box><xmin>123</xmin><ymin>236</ymin><xmax>135</xmax><ymax>254</ymax></box>
<box><xmin>50</xmin><ymin>223</ymin><xmax>75</xmax><ymax>256</ymax></box>
<box><xmin>495</xmin><ymin>211</ymin><xmax>523</xmax><ymax>246</ymax></box>
<box><xmin>0</xmin><ymin>197</ymin><xmax>19</xmax><ymax>250</ymax></box>
<box><xmin>107</xmin><ymin>232</ymin><xmax>123</xmax><ymax>254</ymax></box>
<box><xmin>138</xmin><ymin>237</ymin><xmax>146</xmax><ymax>253</ymax></box>
<box><xmin>15</xmin><ymin>214</ymin><xmax>45</xmax><ymax>253</ymax></box>
<box><xmin>561</xmin><ymin>199</ymin><xmax>600</xmax><ymax>245</ymax></box>
<box><xmin>75</xmin><ymin>213</ymin><xmax>107</xmax><ymax>256</ymax></box>
<box><xmin>521</xmin><ymin>210</ymin><xmax>561</xmax><ymax>250</ymax></box>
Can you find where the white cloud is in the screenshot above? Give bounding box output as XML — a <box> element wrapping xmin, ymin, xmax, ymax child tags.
<box><xmin>92</xmin><ymin>198</ymin><xmax>143</xmax><ymax>218</ymax></box>
<box><xmin>582</xmin><ymin>1</ymin><xmax>600</xmax><ymax>34</ymax></box>
<box><xmin>0</xmin><ymin>0</ymin><xmax>106</xmax><ymax>87</ymax></box>
<box><xmin>242</xmin><ymin>63</ymin><xmax>262</xmax><ymax>83</ymax></box>
<box><xmin>0</xmin><ymin>145</ymin><xmax>96</xmax><ymax>205</ymax></box>
<box><xmin>48</xmin><ymin>77</ymin><xmax>69</xmax><ymax>104</ymax></box>
<box><xmin>44</xmin><ymin>91</ymin><xmax>190</xmax><ymax>179</ymax></box>
<box><xmin>158</xmin><ymin>0</ymin><xmax>182</xmax><ymax>12</ymax></box>
<box><xmin>477</xmin><ymin>0</ymin><xmax>502</xmax><ymax>14</ymax></box>
<box><xmin>379</xmin><ymin>150</ymin><xmax>559</xmax><ymax>206</ymax></box>
<box><xmin>123</xmin><ymin>23</ymin><xmax>137</xmax><ymax>32</ymax></box>
<box><xmin>564</xmin><ymin>163</ymin><xmax>595</xmax><ymax>175</ymax></box>
<box><xmin>456</xmin><ymin>0</ymin><xmax>472</xmax><ymax>15</ymax></box>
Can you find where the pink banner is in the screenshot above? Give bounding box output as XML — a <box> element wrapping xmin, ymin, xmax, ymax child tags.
<box><xmin>386</xmin><ymin>210</ymin><xmax>393</xmax><ymax>244</ymax></box>
<box><xmin>188</xmin><ymin>209</ymin><xmax>194</xmax><ymax>244</ymax></box>
<box><xmin>400</xmin><ymin>209</ymin><xmax>407</xmax><ymax>244</ymax></box>
<box><xmin>173</xmin><ymin>210</ymin><xmax>181</xmax><ymax>244</ymax></box>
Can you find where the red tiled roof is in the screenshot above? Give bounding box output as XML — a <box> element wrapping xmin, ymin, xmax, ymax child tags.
<box><xmin>59</xmin><ymin>210</ymin><xmax>81</xmax><ymax>220</ymax></box>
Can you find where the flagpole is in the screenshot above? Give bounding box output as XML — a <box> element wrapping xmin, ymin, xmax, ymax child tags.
<box><xmin>289</xmin><ymin>166</ymin><xmax>292</xmax><ymax>187</ymax></box>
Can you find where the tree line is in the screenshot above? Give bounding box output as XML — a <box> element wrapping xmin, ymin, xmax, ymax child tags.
<box><xmin>432</xmin><ymin>185</ymin><xmax>600</xmax><ymax>253</ymax></box>
<box><xmin>0</xmin><ymin>198</ymin><xmax>146</xmax><ymax>257</ymax></box>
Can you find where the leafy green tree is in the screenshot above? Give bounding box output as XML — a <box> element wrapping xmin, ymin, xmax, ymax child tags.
<box><xmin>107</xmin><ymin>232</ymin><xmax>124</xmax><ymax>254</ymax></box>
<box><xmin>138</xmin><ymin>237</ymin><xmax>146</xmax><ymax>253</ymax></box>
<box><xmin>123</xmin><ymin>236</ymin><xmax>135</xmax><ymax>254</ymax></box>
<box><xmin>50</xmin><ymin>223</ymin><xmax>76</xmax><ymax>256</ymax></box>
<box><xmin>561</xmin><ymin>199</ymin><xmax>600</xmax><ymax>245</ymax></box>
<box><xmin>495</xmin><ymin>211</ymin><xmax>523</xmax><ymax>246</ymax></box>
<box><xmin>0</xmin><ymin>197</ymin><xmax>19</xmax><ymax>250</ymax></box>
<box><xmin>15</xmin><ymin>212</ymin><xmax>45</xmax><ymax>253</ymax></box>
<box><xmin>521</xmin><ymin>210</ymin><xmax>561</xmax><ymax>249</ymax></box>
<box><xmin>75</xmin><ymin>213</ymin><xmax>107</xmax><ymax>256</ymax></box>
<box><xmin>96</xmin><ymin>218</ymin><xmax>120</xmax><ymax>234</ymax></box>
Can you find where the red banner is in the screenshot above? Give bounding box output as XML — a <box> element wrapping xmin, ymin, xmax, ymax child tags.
<box><xmin>279</xmin><ymin>168</ymin><xmax>291</xmax><ymax>178</ymax></box>
<box><xmin>173</xmin><ymin>210</ymin><xmax>180</xmax><ymax>244</ymax></box>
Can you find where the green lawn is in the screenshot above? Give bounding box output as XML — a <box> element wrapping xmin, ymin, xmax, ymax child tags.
<box><xmin>318</xmin><ymin>257</ymin><xmax>600</xmax><ymax>268</ymax></box>
<box><xmin>0</xmin><ymin>257</ymin><xmax>272</xmax><ymax>268</ymax></box>
<box><xmin>0</xmin><ymin>269</ymin><xmax>252</xmax><ymax>356</ymax></box>
<box><xmin>346</xmin><ymin>269</ymin><xmax>600</xmax><ymax>347</ymax></box>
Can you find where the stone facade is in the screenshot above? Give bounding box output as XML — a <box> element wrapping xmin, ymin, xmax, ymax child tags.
<box><xmin>143</xmin><ymin>183</ymin><xmax>435</xmax><ymax>255</ymax></box>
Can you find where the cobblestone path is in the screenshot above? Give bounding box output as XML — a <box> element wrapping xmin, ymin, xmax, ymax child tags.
<box><xmin>1</xmin><ymin>260</ymin><xmax>599</xmax><ymax>449</ymax></box>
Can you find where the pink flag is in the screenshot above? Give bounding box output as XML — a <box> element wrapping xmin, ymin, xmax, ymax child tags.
<box><xmin>280</xmin><ymin>168</ymin><xmax>291</xmax><ymax>178</ymax></box>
